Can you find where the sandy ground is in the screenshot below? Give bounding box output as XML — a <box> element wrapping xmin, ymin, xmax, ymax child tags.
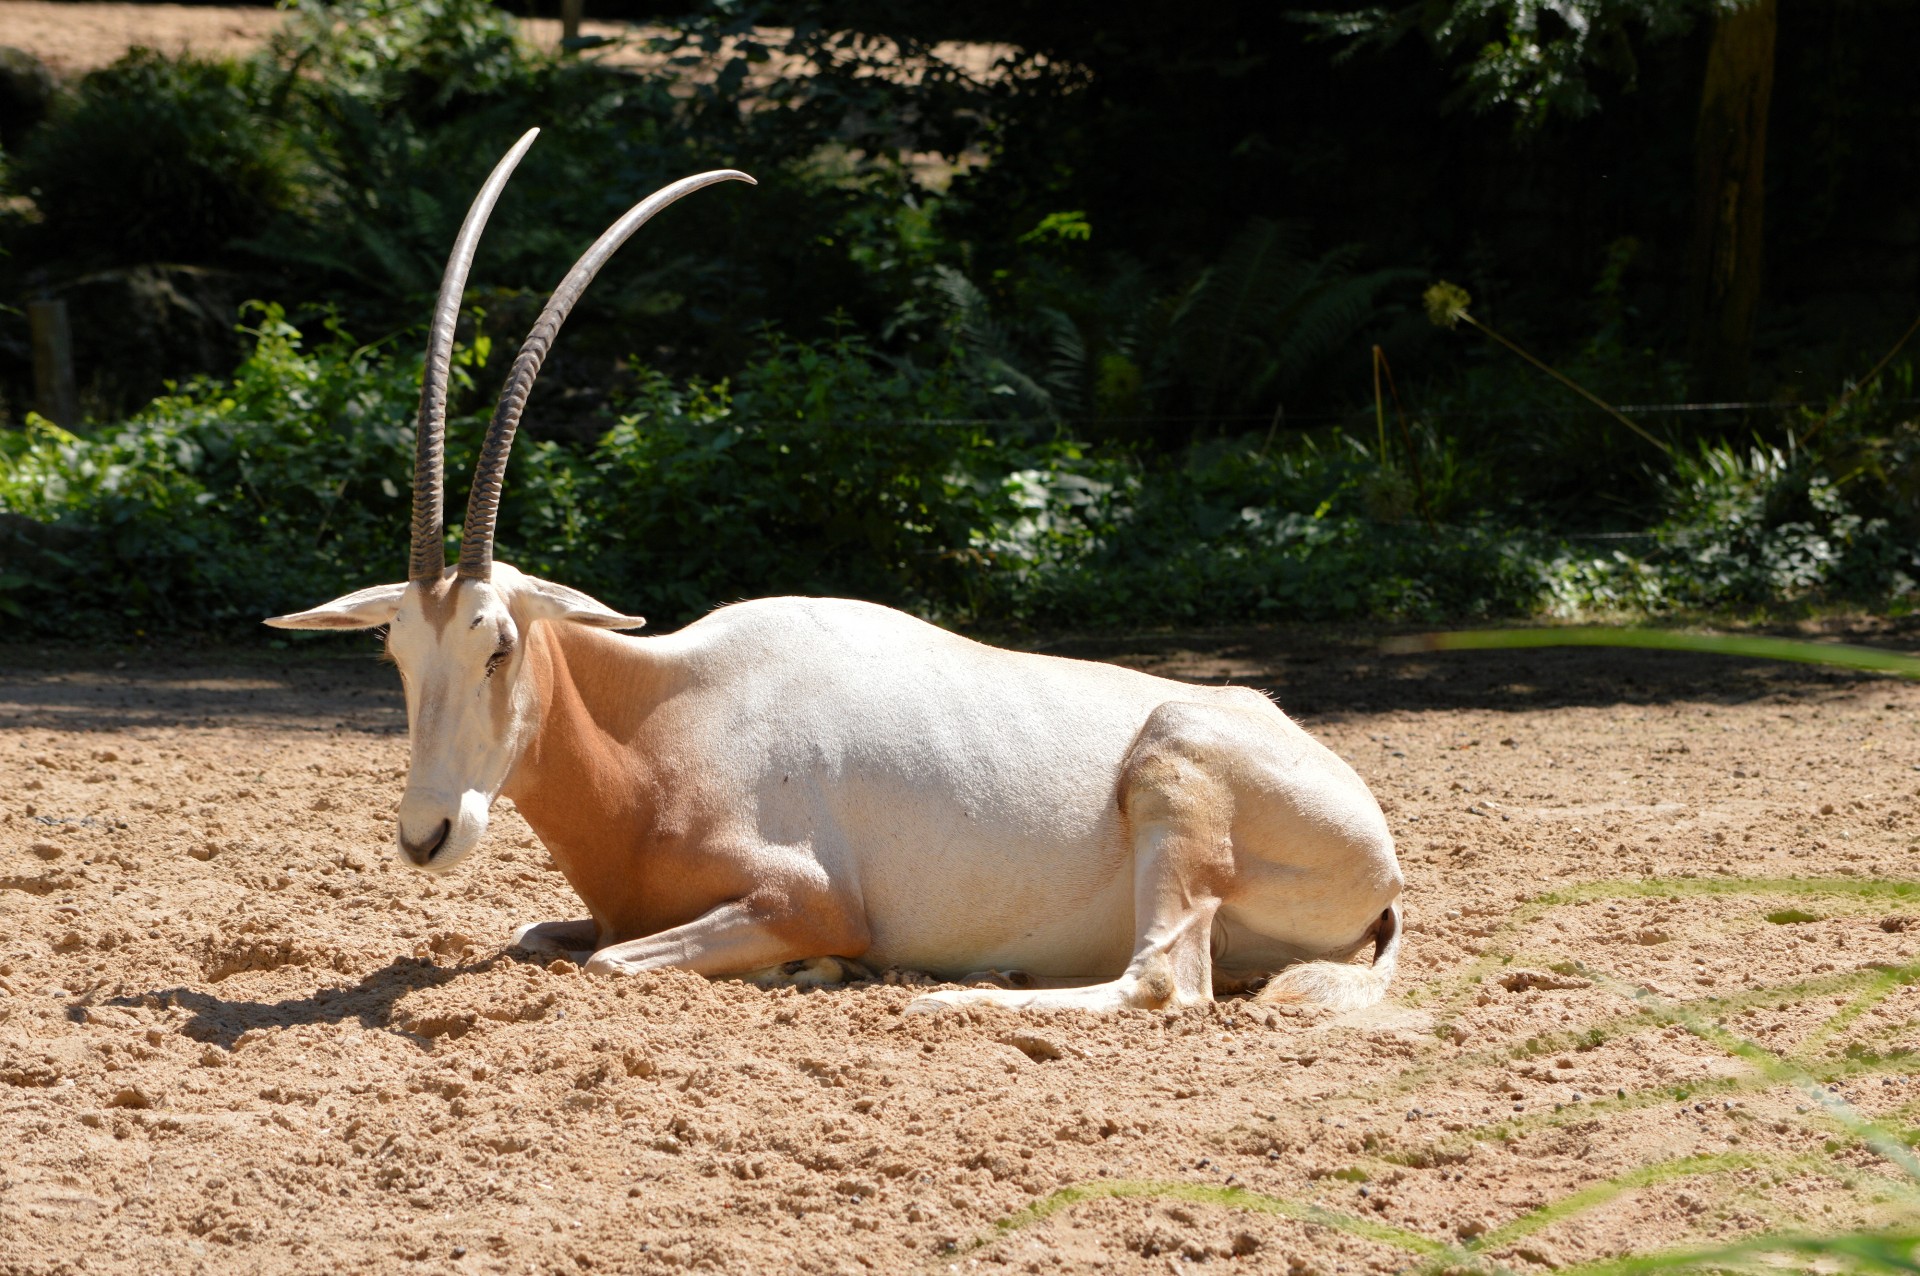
<box><xmin>0</xmin><ymin>2</ymin><xmax>1008</xmax><ymax>82</ymax></box>
<box><xmin>3</xmin><ymin>624</ymin><xmax>1919</xmax><ymax>1274</ymax></box>
<box><xmin>0</xmin><ymin>3</ymin><xmax>660</xmax><ymax>76</ymax></box>
<box><xmin>0</xmin><ymin>3</ymin><xmax>288</xmax><ymax>76</ymax></box>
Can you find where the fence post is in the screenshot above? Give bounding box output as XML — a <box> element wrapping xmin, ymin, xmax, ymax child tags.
<box><xmin>27</xmin><ymin>299</ymin><xmax>80</xmax><ymax>428</ymax></box>
<box><xmin>561</xmin><ymin>0</ymin><xmax>584</xmax><ymax>48</ymax></box>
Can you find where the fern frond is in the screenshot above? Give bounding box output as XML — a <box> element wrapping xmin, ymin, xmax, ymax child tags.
<box><xmin>1167</xmin><ymin>218</ymin><xmax>1412</xmax><ymax>416</ymax></box>
<box><xmin>1169</xmin><ymin>218</ymin><xmax>1313</xmax><ymax>413</ymax></box>
<box><xmin>1262</xmin><ymin>267</ymin><xmax>1420</xmax><ymax>396</ymax></box>
<box><xmin>1036</xmin><ymin>306</ymin><xmax>1087</xmax><ymax>416</ymax></box>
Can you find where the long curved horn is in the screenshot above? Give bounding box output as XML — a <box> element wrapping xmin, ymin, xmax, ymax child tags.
<box><xmin>456</xmin><ymin>169</ymin><xmax>755</xmax><ymax>581</ymax></box>
<box><xmin>408</xmin><ymin>128</ymin><xmax>541</xmax><ymax>582</ymax></box>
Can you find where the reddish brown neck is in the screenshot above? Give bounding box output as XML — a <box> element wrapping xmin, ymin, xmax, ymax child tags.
<box><xmin>501</xmin><ymin>623</ymin><xmax>677</xmax><ymax>937</ymax></box>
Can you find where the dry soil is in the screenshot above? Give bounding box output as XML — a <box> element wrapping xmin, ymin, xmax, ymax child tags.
<box><xmin>3</xmin><ymin>626</ymin><xmax>1919</xmax><ymax>1274</ymax></box>
<box><xmin>0</xmin><ymin>2</ymin><xmax>1006</xmax><ymax>83</ymax></box>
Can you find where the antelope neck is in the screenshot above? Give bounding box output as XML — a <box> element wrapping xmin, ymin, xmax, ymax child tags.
<box><xmin>501</xmin><ymin>623</ymin><xmax>682</xmax><ymax>939</ymax></box>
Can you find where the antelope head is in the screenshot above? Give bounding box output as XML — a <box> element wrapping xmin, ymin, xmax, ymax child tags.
<box><xmin>267</xmin><ymin>130</ymin><xmax>752</xmax><ymax>873</ymax></box>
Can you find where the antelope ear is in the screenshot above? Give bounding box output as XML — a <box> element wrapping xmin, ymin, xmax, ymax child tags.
<box><xmin>521</xmin><ymin>579</ymin><xmax>646</xmax><ymax>631</ymax></box>
<box><xmin>265</xmin><ymin>582</ymin><xmax>407</xmax><ymax>630</ymax></box>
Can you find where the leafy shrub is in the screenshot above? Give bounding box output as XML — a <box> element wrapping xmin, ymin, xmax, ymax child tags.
<box><xmin>269</xmin><ymin>0</ymin><xmax>530</xmax><ymax>117</ymax></box>
<box><xmin>10</xmin><ymin>49</ymin><xmax>298</xmax><ymax>266</ymax></box>
<box><xmin>0</xmin><ymin>310</ymin><xmax>1562</xmax><ymax>637</ymax></box>
<box><xmin>0</xmin><ymin>315</ymin><xmax>1044</xmax><ymax>632</ymax></box>
<box><xmin>923</xmin><ymin>220</ymin><xmax>1414</xmax><ymax>448</ymax></box>
<box><xmin>0</xmin><ymin>305</ymin><xmax>423</xmax><ymax>626</ymax></box>
<box><xmin>241</xmin><ymin>0</ymin><xmax>592</xmax><ymax>314</ymax></box>
<box><xmin>1164</xmin><ymin>220</ymin><xmax>1418</xmax><ymax>421</ymax></box>
<box><xmin>976</xmin><ymin>438</ymin><xmax>1549</xmax><ymax>627</ymax></box>
<box><xmin>514</xmin><ymin>332</ymin><xmax>1044</xmax><ymax>620</ymax></box>
<box><xmin>1534</xmin><ymin>439</ymin><xmax>1920</xmax><ymax>616</ymax></box>
<box><xmin>6</xmin><ymin>307</ymin><xmax>1915</xmax><ymax>639</ymax></box>
<box><xmin>1652</xmin><ymin>441</ymin><xmax>1918</xmax><ymax>606</ymax></box>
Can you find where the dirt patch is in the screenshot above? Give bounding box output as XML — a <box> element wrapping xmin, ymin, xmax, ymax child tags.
<box><xmin>0</xmin><ymin>2</ymin><xmax>708</xmax><ymax>78</ymax></box>
<box><xmin>3</xmin><ymin>631</ymin><xmax>1919</xmax><ymax>1273</ymax></box>
<box><xmin>0</xmin><ymin>3</ymin><xmax>288</xmax><ymax>77</ymax></box>
<box><xmin>0</xmin><ymin>2</ymin><xmax>1009</xmax><ymax>84</ymax></box>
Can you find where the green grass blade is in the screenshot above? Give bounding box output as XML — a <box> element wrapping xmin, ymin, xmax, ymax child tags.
<box><xmin>1384</xmin><ymin>628</ymin><xmax>1920</xmax><ymax>679</ymax></box>
<box><xmin>1560</xmin><ymin>1229</ymin><xmax>1920</xmax><ymax>1275</ymax></box>
<box><xmin>1475</xmin><ymin>1153</ymin><xmax>1759</xmax><ymax>1251</ymax></box>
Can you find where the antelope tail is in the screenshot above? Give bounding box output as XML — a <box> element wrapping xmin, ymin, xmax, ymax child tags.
<box><xmin>1255</xmin><ymin>900</ymin><xmax>1402</xmax><ymax>1013</ymax></box>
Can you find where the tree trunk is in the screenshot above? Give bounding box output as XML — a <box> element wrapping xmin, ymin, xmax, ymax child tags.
<box><xmin>1686</xmin><ymin>0</ymin><xmax>1776</xmax><ymax>401</ymax></box>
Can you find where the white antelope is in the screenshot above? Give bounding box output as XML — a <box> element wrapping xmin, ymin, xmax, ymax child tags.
<box><xmin>266</xmin><ymin>130</ymin><xmax>1405</xmax><ymax>1014</ymax></box>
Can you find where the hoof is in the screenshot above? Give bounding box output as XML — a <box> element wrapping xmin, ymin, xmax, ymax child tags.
<box><xmin>583</xmin><ymin>953</ymin><xmax>634</xmax><ymax>976</ymax></box>
<box><xmin>509</xmin><ymin>919</ymin><xmax>597</xmax><ymax>957</ymax></box>
<box><xmin>903</xmin><ymin>991</ymin><xmax>967</xmax><ymax>1016</ymax></box>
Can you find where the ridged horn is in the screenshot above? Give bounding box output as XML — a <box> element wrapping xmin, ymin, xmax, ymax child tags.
<box><xmin>456</xmin><ymin>169</ymin><xmax>755</xmax><ymax>581</ymax></box>
<box><xmin>408</xmin><ymin>128</ymin><xmax>541</xmax><ymax>582</ymax></box>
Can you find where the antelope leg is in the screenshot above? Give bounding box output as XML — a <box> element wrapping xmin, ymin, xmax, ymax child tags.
<box><xmin>582</xmin><ymin>900</ymin><xmax>821</xmax><ymax>978</ymax></box>
<box><xmin>509</xmin><ymin>917</ymin><xmax>599</xmax><ymax>958</ymax></box>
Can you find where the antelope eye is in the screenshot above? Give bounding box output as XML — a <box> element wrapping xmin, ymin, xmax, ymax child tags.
<box><xmin>484</xmin><ymin>643</ymin><xmax>512</xmax><ymax>677</ymax></box>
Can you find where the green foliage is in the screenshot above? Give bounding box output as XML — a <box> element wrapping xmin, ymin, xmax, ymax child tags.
<box><xmin>4</xmin><ymin>5</ymin><xmax>1917</xmax><ymax>637</ymax></box>
<box><xmin>240</xmin><ymin>0</ymin><xmax>666</xmax><ymax>318</ymax></box>
<box><xmin>6</xmin><ymin>304</ymin><xmax>1917</xmax><ymax>638</ymax></box>
<box><xmin>1018</xmin><ymin>211</ymin><xmax>1092</xmax><ymax>247</ymax></box>
<box><xmin>1167</xmin><ymin>220</ymin><xmax>1418</xmax><ymax>419</ymax></box>
<box><xmin>0</xmin><ymin>315</ymin><xmax>1046</xmax><ymax>632</ymax></box>
<box><xmin>1301</xmin><ymin>1</ymin><xmax>1718</xmax><ymax>132</ymax></box>
<box><xmin>538</xmin><ymin>332</ymin><xmax>1040</xmax><ymax>620</ymax></box>
<box><xmin>0</xmin><ymin>305</ymin><xmax>422</xmax><ymax>626</ymax></box>
<box><xmin>0</xmin><ymin>312</ymin><xmax>1577</xmax><ymax>637</ymax></box>
<box><xmin>1646</xmin><ymin>440</ymin><xmax>1918</xmax><ymax>607</ymax></box>
<box><xmin>926</xmin><ymin>219</ymin><xmax>1411</xmax><ymax>441</ymax></box>
<box><xmin>10</xmin><ymin>49</ymin><xmax>299</xmax><ymax>266</ymax></box>
<box><xmin>977</xmin><ymin>438</ymin><xmax>1549</xmax><ymax>628</ymax></box>
<box><xmin>269</xmin><ymin>0</ymin><xmax>530</xmax><ymax>114</ymax></box>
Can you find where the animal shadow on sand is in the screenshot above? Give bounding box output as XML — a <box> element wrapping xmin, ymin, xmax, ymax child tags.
<box><xmin>87</xmin><ymin>951</ymin><xmax>544</xmax><ymax>1051</ymax></box>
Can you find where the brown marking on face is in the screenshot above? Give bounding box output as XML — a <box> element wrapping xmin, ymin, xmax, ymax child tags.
<box><xmin>501</xmin><ymin>621</ymin><xmax>869</xmax><ymax>960</ymax></box>
<box><xmin>412</xmin><ymin>574</ymin><xmax>463</xmax><ymax>638</ymax></box>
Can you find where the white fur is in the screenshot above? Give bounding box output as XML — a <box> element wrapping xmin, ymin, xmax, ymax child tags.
<box><xmin>269</xmin><ymin>566</ymin><xmax>1404</xmax><ymax>1013</ymax></box>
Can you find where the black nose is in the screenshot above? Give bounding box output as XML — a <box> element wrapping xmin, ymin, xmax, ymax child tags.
<box><xmin>399</xmin><ymin>819</ymin><xmax>451</xmax><ymax>867</ymax></box>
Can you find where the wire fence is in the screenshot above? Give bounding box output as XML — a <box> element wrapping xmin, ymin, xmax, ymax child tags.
<box><xmin>805</xmin><ymin>397</ymin><xmax>1920</xmax><ymax>432</ymax></box>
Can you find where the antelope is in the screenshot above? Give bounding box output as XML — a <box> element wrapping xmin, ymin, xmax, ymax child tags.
<box><xmin>266</xmin><ymin>130</ymin><xmax>1405</xmax><ymax>1014</ymax></box>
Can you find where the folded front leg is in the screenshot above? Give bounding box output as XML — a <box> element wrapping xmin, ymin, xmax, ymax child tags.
<box><xmin>584</xmin><ymin>899</ymin><xmax>854</xmax><ymax>977</ymax></box>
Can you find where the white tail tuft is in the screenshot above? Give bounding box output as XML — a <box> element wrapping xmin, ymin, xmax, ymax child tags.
<box><xmin>1255</xmin><ymin>901</ymin><xmax>1402</xmax><ymax>1013</ymax></box>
